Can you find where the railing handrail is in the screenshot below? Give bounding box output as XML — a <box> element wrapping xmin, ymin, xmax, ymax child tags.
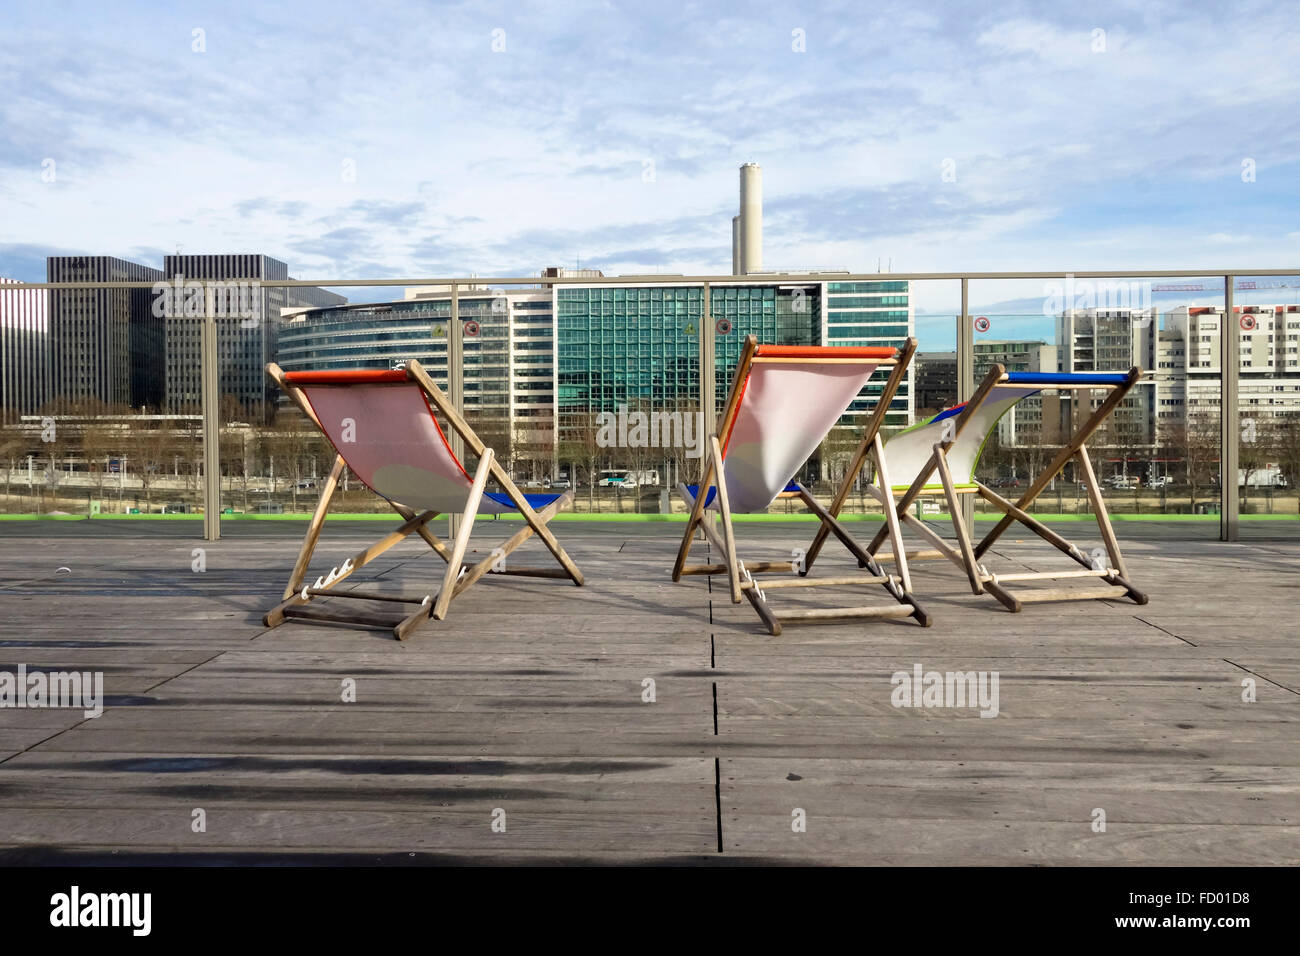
<box><xmin>4</xmin><ymin>267</ymin><xmax>1299</xmax><ymax>291</ymax></box>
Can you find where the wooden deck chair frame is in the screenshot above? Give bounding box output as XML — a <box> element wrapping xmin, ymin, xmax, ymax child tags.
<box><xmin>811</xmin><ymin>363</ymin><xmax>1148</xmax><ymax>612</ymax></box>
<box><xmin>671</xmin><ymin>335</ymin><xmax>930</xmax><ymax>635</ymax></box>
<box><xmin>262</xmin><ymin>361</ymin><xmax>583</xmax><ymax>640</ymax></box>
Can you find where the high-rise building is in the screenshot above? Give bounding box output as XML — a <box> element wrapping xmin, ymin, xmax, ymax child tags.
<box><xmin>822</xmin><ymin>280</ymin><xmax>914</xmax><ymax>430</ymax></box>
<box><xmin>1057</xmin><ymin>308</ymin><xmax>1157</xmax><ymax>449</ymax></box>
<box><xmin>161</xmin><ymin>254</ymin><xmax>345</xmax><ymax>421</ymax></box>
<box><xmin>973</xmin><ymin>339</ymin><xmax>1059</xmax><ymax>447</ymax></box>
<box><xmin>46</xmin><ymin>256</ymin><xmax>164</xmax><ymax>411</ymax></box>
<box><xmin>0</xmin><ymin>278</ymin><xmax>49</xmax><ymax>420</ymax></box>
<box><xmin>555</xmin><ymin>280</ymin><xmax>821</xmax><ymax>451</ymax></box>
<box><xmin>913</xmin><ymin>351</ymin><xmax>956</xmax><ymax>416</ymax></box>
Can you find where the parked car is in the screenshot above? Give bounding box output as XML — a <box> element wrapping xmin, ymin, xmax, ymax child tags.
<box><xmin>1147</xmin><ymin>476</ymin><xmax>1171</xmax><ymax>490</ymax></box>
<box><xmin>296</xmin><ymin>479</ymin><xmax>317</xmax><ymax>490</ymax></box>
<box><xmin>550</xmin><ymin>477</ymin><xmax>572</xmax><ymax>490</ymax></box>
<box><xmin>524</xmin><ymin>479</ymin><xmax>547</xmax><ymax>489</ymax></box>
<box><xmin>1106</xmin><ymin>475</ymin><xmax>1139</xmax><ymax>490</ymax></box>
<box><xmin>989</xmin><ymin>476</ymin><xmax>1023</xmax><ymax>488</ymax></box>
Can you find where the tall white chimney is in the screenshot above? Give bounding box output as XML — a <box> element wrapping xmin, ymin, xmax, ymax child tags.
<box><xmin>738</xmin><ymin>163</ymin><xmax>762</xmax><ymax>274</ymax></box>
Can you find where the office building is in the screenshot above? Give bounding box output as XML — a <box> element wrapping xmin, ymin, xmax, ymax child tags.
<box><xmin>1057</xmin><ymin>308</ymin><xmax>1158</xmax><ymax>449</ymax></box>
<box><xmin>161</xmin><ymin>254</ymin><xmax>345</xmax><ymax>422</ymax></box>
<box><xmin>278</xmin><ymin>284</ymin><xmax>554</xmax><ymax>477</ymax></box>
<box><xmin>1160</xmin><ymin>305</ymin><xmax>1300</xmax><ymax>433</ymax></box>
<box><xmin>0</xmin><ymin>278</ymin><xmax>50</xmax><ymax>420</ymax></box>
<box><xmin>555</xmin><ymin>280</ymin><xmax>822</xmax><ymax>449</ymax></box>
<box><xmin>822</xmin><ymin>279</ymin><xmax>913</xmax><ymax>430</ymax></box>
<box><xmin>913</xmin><ymin>351</ymin><xmax>957</xmax><ymax>416</ymax></box>
<box><xmin>46</xmin><ymin>256</ymin><xmax>164</xmax><ymax>411</ymax></box>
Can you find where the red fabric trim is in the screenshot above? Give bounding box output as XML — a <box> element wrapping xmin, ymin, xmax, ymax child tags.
<box><xmin>418</xmin><ymin>389</ymin><xmax>472</xmax><ymax>481</ymax></box>
<box><xmin>719</xmin><ymin>366</ymin><xmax>753</xmax><ymax>461</ymax></box>
<box><xmin>755</xmin><ymin>345</ymin><xmax>897</xmax><ymax>359</ymax></box>
<box><xmin>284</xmin><ymin>369</ymin><xmax>410</xmax><ymax>385</ymax></box>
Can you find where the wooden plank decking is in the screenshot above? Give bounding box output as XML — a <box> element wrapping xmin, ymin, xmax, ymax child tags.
<box><xmin>0</xmin><ymin>519</ymin><xmax>1296</xmax><ymax>865</ymax></box>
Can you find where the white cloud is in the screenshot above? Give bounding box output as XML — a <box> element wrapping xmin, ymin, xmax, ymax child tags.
<box><xmin>0</xmin><ymin>1</ymin><xmax>1297</xmax><ymax>280</ymax></box>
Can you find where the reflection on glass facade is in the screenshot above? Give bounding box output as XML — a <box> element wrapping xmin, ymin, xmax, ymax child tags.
<box><xmin>826</xmin><ymin>280</ymin><xmax>913</xmax><ymax>430</ymax></box>
<box><xmin>555</xmin><ymin>284</ymin><xmax>820</xmax><ymax>447</ymax></box>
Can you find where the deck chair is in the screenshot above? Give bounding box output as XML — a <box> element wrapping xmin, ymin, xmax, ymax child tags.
<box><xmin>262</xmin><ymin>361</ymin><xmax>583</xmax><ymax>640</ymax></box>
<box><xmin>808</xmin><ymin>364</ymin><xmax>1148</xmax><ymax>612</ymax></box>
<box><xmin>671</xmin><ymin>336</ymin><xmax>930</xmax><ymax>635</ymax></box>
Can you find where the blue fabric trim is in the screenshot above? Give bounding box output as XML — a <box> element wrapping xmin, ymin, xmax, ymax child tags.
<box><xmin>483</xmin><ymin>491</ymin><xmax>563</xmax><ymax>510</ymax></box>
<box><xmin>684</xmin><ymin>481</ymin><xmax>799</xmax><ymax>507</ymax></box>
<box><xmin>1005</xmin><ymin>371</ymin><xmax>1129</xmax><ymax>386</ymax></box>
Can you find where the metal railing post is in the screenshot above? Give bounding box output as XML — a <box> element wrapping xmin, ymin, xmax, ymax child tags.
<box><xmin>1221</xmin><ymin>275</ymin><xmax>1239</xmax><ymax>541</ymax></box>
<box><xmin>957</xmin><ymin>277</ymin><xmax>975</xmax><ymax>529</ymax></box>
<box><xmin>448</xmin><ymin>282</ymin><xmax>463</xmax><ymax>539</ymax></box>
<box><xmin>201</xmin><ymin>282</ymin><xmax>221</xmax><ymax>540</ymax></box>
<box><xmin>701</xmin><ymin>281</ymin><xmax>715</xmax><ymax>440</ymax></box>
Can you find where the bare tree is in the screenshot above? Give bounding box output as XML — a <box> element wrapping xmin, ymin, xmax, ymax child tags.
<box><xmin>128</xmin><ymin>424</ymin><xmax>171</xmax><ymax>512</ymax></box>
<box><xmin>1272</xmin><ymin>411</ymin><xmax>1300</xmax><ymax>513</ymax></box>
<box><xmin>557</xmin><ymin>411</ymin><xmax>606</xmax><ymax>514</ymax></box>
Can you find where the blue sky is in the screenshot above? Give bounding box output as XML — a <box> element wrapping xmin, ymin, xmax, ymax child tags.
<box><xmin>1</xmin><ymin>0</ymin><xmax>1298</xmax><ymax>322</ymax></box>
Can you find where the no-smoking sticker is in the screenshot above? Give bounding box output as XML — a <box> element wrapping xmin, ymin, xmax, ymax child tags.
<box><xmin>464</xmin><ymin>320</ymin><xmax>480</xmax><ymax>337</ymax></box>
<box><xmin>974</xmin><ymin>316</ymin><xmax>991</xmax><ymax>333</ymax></box>
<box><xmin>1240</xmin><ymin>315</ymin><xmax>1256</xmax><ymax>332</ymax></box>
<box><xmin>716</xmin><ymin>319</ymin><xmax>732</xmax><ymax>335</ymax></box>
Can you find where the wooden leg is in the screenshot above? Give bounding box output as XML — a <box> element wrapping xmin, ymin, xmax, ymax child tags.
<box><xmin>1075</xmin><ymin>445</ymin><xmax>1130</xmax><ymax>581</ymax></box>
<box><xmin>432</xmin><ymin>450</ymin><xmax>492</xmax><ymax>621</ymax></box>
<box><xmin>933</xmin><ymin>444</ymin><xmax>982</xmax><ymax>594</ymax></box>
<box><xmin>282</xmin><ymin>455</ymin><xmax>345</xmax><ymax>600</ymax></box>
<box><xmin>672</xmin><ymin>457</ymin><xmax>716</xmax><ymax>581</ymax></box>
<box><xmin>709</xmin><ymin>436</ymin><xmax>743</xmax><ymax>604</ymax></box>
<box><xmin>451</xmin><ymin>492</ymin><xmax>571</xmax><ymax>599</ymax></box>
<box><xmin>490</xmin><ymin>464</ymin><xmax>583</xmax><ymax>586</ymax></box>
<box><xmin>872</xmin><ymin>434</ymin><xmax>912</xmax><ymax>594</ymax></box>
<box><xmin>743</xmin><ymin>584</ymin><xmax>782</xmax><ymax>635</ymax></box>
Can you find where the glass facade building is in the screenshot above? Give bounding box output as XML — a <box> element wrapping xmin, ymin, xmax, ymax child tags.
<box><xmin>277</xmin><ymin>276</ymin><xmax>915</xmax><ymax>485</ymax></box>
<box><xmin>277</xmin><ymin>290</ymin><xmax>554</xmax><ymax>476</ymax></box>
<box><xmin>824</xmin><ymin>280</ymin><xmax>913</xmax><ymax>430</ymax></box>
<box><xmin>555</xmin><ymin>283</ymin><xmax>821</xmax><ymax>448</ymax></box>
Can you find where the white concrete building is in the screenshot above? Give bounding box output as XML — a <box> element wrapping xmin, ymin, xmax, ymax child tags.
<box><xmin>1160</xmin><ymin>304</ymin><xmax>1300</xmax><ymax>431</ymax></box>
